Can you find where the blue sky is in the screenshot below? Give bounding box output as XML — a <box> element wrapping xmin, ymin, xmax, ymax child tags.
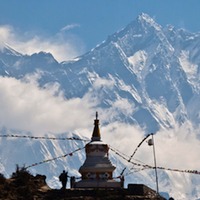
<box><xmin>0</xmin><ymin>0</ymin><xmax>200</xmax><ymax>61</ymax></box>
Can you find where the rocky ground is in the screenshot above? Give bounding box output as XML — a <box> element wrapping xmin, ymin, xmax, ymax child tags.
<box><xmin>0</xmin><ymin>167</ymin><xmax>166</xmax><ymax>200</ymax></box>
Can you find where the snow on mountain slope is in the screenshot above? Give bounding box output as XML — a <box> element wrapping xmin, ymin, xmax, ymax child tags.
<box><xmin>0</xmin><ymin>128</ymin><xmax>87</xmax><ymax>185</ymax></box>
<box><xmin>0</xmin><ymin>13</ymin><xmax>200</xmax><ymax>199</ymax></box>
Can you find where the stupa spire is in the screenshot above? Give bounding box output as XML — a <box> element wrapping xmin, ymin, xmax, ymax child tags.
<box><xmin>75</xmin><ymin>112</ymin><xmax>121</xmax><ymax>188</ymax></box>
<box><xmin>91</xmin><ymin>111</ymin><xmax>101</xmax><ymax>141</ymax></box>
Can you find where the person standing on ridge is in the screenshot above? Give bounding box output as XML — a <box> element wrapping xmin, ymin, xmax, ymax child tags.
<box><xmin>59</xmin><ymin>170</ymin><xmax>68</xmax><ymax>190</ymax></box>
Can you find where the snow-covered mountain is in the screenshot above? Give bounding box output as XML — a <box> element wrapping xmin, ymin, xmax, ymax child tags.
<box><xmin>0</xmin><ymin>13</ymin><xmax>200</xmax><ymax>199</ymax></box>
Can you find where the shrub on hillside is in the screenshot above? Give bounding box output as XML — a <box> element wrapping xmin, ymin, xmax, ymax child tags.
<box><xmin>11</xmin><ymin>164</ymin><xmax>33</xmax><ymax>186</ymax></box>
<box><xmin>0</xmin><ymin>173</ymin><xmax>6</xmax><ymax>184</ymax></box>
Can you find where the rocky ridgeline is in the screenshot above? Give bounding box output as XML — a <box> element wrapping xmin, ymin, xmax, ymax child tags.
<box><xmin>0</xmin><ymin>166</ymin><xmax>166</xmax><ymax>200</ymax></box>
<box><xmin>0</xmin><ymin>166</ymin><xmax>49</xmax><ymax>200</ymax></box>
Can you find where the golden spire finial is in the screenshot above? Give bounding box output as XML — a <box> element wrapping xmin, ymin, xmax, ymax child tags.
<box><xmin>91</xmin><ymin>112</ymin><xmax>101</xmax><ymax>141</ymax></box>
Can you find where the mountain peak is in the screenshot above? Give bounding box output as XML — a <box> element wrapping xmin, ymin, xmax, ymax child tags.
<box><xmin>137</xmin><ymin>13</ymin><xmax>161</xmax><ymax>31</ymax></box>
<box><xmin>0</xmin><ymin>42</ymin><xmax>22</xmax><ymax>57</ymax></box>
<box><xmin>138</xmin><ymin>13</ymin><xmax>152</xmax><ymax>21</ymax></box>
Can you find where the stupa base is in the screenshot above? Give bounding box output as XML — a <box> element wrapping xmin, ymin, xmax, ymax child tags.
<box><xmin>74</xmin><ymin>179</ymin><xmax>122</xmax><ymax>188</ymax></box>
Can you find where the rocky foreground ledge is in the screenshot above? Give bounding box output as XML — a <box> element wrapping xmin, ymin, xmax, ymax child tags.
<box><xmin>0</xmin><ymin>167</ymin><xmax>166</xmax><ymax>200</ymax></box>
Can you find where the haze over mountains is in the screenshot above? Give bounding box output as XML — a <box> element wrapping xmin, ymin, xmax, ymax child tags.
<box><xmin>0</xmin><ymin>13</ymin><xmax>200</xmax><ymax>199</ymax></box>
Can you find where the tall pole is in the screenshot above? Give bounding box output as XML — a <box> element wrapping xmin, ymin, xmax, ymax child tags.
<box><xmin>151</xmin><ymin>133</ymin><xmax>159</xmax><ymax>195</ymax></box>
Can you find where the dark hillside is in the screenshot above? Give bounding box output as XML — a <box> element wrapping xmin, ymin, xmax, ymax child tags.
<box><xmin>0</xmin><ymin>167</ymin><xmax>166</xmax><ymax>200</ymax></box>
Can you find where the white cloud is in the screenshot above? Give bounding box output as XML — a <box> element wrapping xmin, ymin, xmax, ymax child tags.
<box><xmin>103</xmin><ymin>121</ymin><xmax>200</xmax><ymax>172</ymax></box>
<box><xmin>0</xmin><ymin>76</ymin><xmax>94</xmax><ymax>134</ymax></box>
<box><xmin>60</xmin><ymin>24</ymin><xmax>80</xmax><ymax>32</ymax></box>
<box><xmin>102</xmin><ymin>122</ymin><xmax>145</xmax><ymax>155</ymax></box>
<box><xmin>0</xmin><ymin>25</ymin><xmax>85</xmax><ymax>62</ymax></box>
<box><xmin>0</xmin><ymin>75</ymin><xmax>134</xmax><ymax>138</ymax></box>
<box><xmin>154</xmin><ymin>124</ymin><xmax>200</xmax><ymax>169</ymax></box>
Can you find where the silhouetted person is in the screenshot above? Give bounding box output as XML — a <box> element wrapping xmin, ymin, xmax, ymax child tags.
<box><xmin>70</xmin><ymin>176</ymin><xmax>75</xmax><ymax>188</ymax></box>
<box><xmin>59</xmin><ymin>170</ymin><xmax>68</xmax><ymax>189</ymax></box>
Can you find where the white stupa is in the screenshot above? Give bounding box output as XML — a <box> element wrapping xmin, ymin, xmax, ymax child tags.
<box><xmin>74</xmin><ymin>112</ymin><xmax>123</xmax><ymax>188</ymax></box>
